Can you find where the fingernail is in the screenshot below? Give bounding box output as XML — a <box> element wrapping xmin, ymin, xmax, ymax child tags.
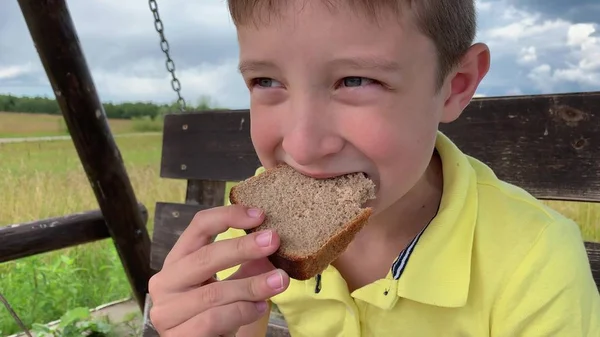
<box><xmin>255</xmin><ymin>301</ymin><xmax>268</xmax><ymax>313</ymax></box>
<box><xmin>255</xmin><ymin>231</ymin><xmax>272</xmax><ymax>247</ymax></box>
<box><xmin>247</xmin><ymin>208</ymin><xmax>263</xmax><ymax>218</ymax></box>
<box><xmin>267</xmin><ymin>270</ymin><xmax>283</xmax><ymax>290</ymax></box>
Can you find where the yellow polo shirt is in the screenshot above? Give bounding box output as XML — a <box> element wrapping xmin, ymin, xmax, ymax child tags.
<box><xmin>216</xmin><ymin>132</ymin><xmax>600</xmax><ymax>336</ymax></box>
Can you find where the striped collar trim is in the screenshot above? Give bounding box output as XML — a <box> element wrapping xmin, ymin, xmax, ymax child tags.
<box><xmin>390</xmin><ymin>213</ymin><xmax>435</xmax><ymax>280</ymax></box>
<box><xmin>310</xmin><ymin>132</ymin><xmax>477</xmax><ymax>309</ymax></box>
<box><xmin>312</xmin><ymin>220</ymin><xmax>432</xmax><ymax>294</ymax></box>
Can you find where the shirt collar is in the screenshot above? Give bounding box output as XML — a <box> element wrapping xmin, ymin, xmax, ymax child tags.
<box><xmin>301</xmin><ymin>132</ymin><xmax>478</xmax><ymax>309</ymax></box>
<box><xmin>393</xmin><ymin>131</ymin><xmax>478</xmax><ymax>307</ymax></box>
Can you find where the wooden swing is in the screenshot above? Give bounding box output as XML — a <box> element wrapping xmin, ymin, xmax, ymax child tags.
<box><xmin>4</xmin><ymin>1</ymin><xmax>598</xmax><ymax>336</ymax></box>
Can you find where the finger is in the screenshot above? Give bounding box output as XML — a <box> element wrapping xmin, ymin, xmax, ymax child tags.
<box><xmin>165</xmin><ymin>300</ymin><xmax>270</xmax><ymax>337</ymax></box>
<box><xmin>164</xmin><ymin>205</ymin><xmax>265</xmax><ymax>266</ymax></box>
<box><xmin>227</xmin><ymin>257</ymin><xmax>276</xmax><ymax>280</ymax></box>
<box><xmin>161</xmin><ymin>229</ymin><xmax>281</xmax><ymax>291</ymax></box>
<box><xmin>151</xmin><ymin>269</ymin><xmax>288</xmax><ymax>330</ymax></box>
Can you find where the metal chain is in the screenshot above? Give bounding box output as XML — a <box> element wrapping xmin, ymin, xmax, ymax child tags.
<box><xmin>0</xmin><ymin>291</ymin><xmax>32</xmax><ymax>337</ymax></box>
<box><xmin>148</xmin><ymin>0</ymin><xmax>186</xmax><ymax>112</ymax></box>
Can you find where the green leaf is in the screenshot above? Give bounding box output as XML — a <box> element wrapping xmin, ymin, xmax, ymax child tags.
<box><xmin>60</xmin><ymin>255</ymin><xmax>74</xmax><ymax>265</ymax></box>
<box><xmin>31</xmin><ymin>323</ymin><xmax>52</xmax><ymax>333</ymax></box>
<box><xmin>58</xmin><ymin>307</ymin><xmax>90</xmax><ymax>328</ymax></box>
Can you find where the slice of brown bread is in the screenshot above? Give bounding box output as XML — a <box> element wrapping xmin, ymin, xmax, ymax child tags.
<box><xmin>229</xmin><ymin>164</ymin><xmax>376</xmax><ymax>280</ymax></box>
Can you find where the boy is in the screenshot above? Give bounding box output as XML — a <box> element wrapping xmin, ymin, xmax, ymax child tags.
<box><xmin>148</xmin><ymin>0</ymin><xmax>600</xmax><ymax>336</ymax></box>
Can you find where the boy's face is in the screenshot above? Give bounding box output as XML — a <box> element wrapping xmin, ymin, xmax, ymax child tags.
<box><xmin>236</xmin><ymin>1</ymin><xmax>488</xmax><ymax>215</ymax></box>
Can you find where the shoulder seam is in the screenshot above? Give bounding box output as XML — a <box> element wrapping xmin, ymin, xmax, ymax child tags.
<box><xmin>475</xmin><ymin>180</ymin><xmax>558</xmax><ymax>221</ymax></box>
<box><xmin>490</xmin><ymin>219</ymin><xmax>551</xmax><ymax>314</ymax></box>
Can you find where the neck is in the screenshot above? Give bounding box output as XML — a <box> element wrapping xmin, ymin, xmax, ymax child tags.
<box><xmin>358</xmin><ymin>150</ymin><xmax>443</xmax><ymax>244</ymax></box>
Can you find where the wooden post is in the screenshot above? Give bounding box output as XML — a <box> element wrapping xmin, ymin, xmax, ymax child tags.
<box><xmin>16</xmin><ymin>0</ymin><xmax>153</xmax><ymax>310</ymax></box>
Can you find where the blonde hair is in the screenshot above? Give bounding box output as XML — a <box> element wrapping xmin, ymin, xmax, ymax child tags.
<box><xmin>227</xmin><ymin>0</ymin><xmax>477</xmax><ymax>90</ymax></box>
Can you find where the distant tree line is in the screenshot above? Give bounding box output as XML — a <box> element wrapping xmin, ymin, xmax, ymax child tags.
<box><xmin>0</xmin><ymin>94</ymin><xmax>223</xmax><ymax>120</ymax></box>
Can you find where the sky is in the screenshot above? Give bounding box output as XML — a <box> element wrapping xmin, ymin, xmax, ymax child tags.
<box><xmin>0</xmin><ymin>0</ymin><xmax>598</xmax><ymax>109</ymax></box>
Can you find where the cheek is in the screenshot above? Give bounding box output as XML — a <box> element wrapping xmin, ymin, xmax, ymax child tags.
<box><xmin>345</xmin><ymin>108</ymin><xmax>438</xmax><ymax>167</ymax></box>
<box><xmin>249</xmin><ymin>106</ymin><xmax>282</xmax><ymax>166</ymax></box>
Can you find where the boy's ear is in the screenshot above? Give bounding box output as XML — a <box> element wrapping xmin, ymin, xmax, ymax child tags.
<box><xmin>441</xmin><ymin>42</ymin><xmax>490</xmax><ymax>123</ymax></box>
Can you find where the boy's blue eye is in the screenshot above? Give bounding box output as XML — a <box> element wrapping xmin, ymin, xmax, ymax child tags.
<box><xmin>253</xmin><ymin>77</ymin><xmax>282</xmax><ymax>88</ymax></box>
<box><xmin>256</xmin><ymin>78</ymin><xmax>272</xmax><ymax>87</ymax></box>
<box><xmin>342</xmin><ymin>77</ymin><xmax>372</xmax><ymax>87</ymax></box>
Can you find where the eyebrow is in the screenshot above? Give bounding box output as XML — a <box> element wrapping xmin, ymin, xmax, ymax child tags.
<box><xmin>238</xmin><ymin>60</ymin><xmax>277</xmax><ymax>74</ymax></box>
<box><xmin>327</xmin><ymin>57</ymin><xmax>402</xmax><ymax>72</ymax></box>
<box><xmin>237</xmin><ymin>57</ymin><xmax>401</xmax><ymax>74</ymax></box>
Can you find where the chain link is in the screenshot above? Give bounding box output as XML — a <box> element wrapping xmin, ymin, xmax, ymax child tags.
<box><xmin>149</xmin><ymin>0</ymin><xmax>186</xmax><ymax>112</ymax></box>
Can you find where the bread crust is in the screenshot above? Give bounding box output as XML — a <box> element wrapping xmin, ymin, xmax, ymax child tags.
<box><xmin>267</xmin><ymin>208</ymin><xmax>372</xmax><ymax>280</ymax></box>
<box><xmin>229</xmin><ymin>165</ymin><xmax>374</xmax><ymax>280</ymax></box>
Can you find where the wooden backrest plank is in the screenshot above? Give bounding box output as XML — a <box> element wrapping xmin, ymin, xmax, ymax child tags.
<box><xmin>150</xmin><ymin>202</ymin><xmax>208</xmax><ymax>271</ymax></box>
<box><xmin>159</xmin><ymin>91</ymin><xmax>600</xmax><ymax>202</ymax></box>
<box><xmin>441</xmin><ymin>92</ymin><xmax>599</xmax><ymax>202</ymax></box>
<box><xmin>161</xmin><ymin>110</ymin><xmax>260</xmax><ymax>181</ymax></box>
<box><xmin>586</xmin><ymin>242</ymin><xmax>600</xmax><ymax>283</ymax></box>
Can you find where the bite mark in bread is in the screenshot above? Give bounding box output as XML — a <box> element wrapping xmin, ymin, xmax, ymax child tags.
<box><xmin>229</xmin><ymin>164</ymin><xmax>376</xmax><ymax>280</ymax></box>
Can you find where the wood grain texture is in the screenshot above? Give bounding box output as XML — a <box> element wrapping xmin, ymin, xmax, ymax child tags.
<box><xmin>161</xmin><ymin>110</ymin><xmax>260</xmax><ymax>182</ymax></box>
<box><xmin>150</xmin><ymin>202</ymin><xmax>209</xmax><ymax>271</ymax></box>
<box><xmin>586</xmin><ymin>242</ymin><xmax>600</xmax><ymax>289</ymax></box>
<box><xmin>265</xmin><ymin>312</ymin><xmax>291</xmax><ymax>337</ymax></box>
<box><xmin>159</xmin><ymin>91</ymin><xmax>600</xmax><ymax>202</ymax></box>
<box><xmin>440</xmin><ymin>91</ymin><xmax>600</xmax><ymax>202</ymax></box>
<box><xmin>186</xmin><ymin>179</ymin><xmax>227</xmax><ymax>206</ymax></box>
<box><xmin>17</xmin><ymin>0</ymin><xmax>154</xmax><ymax>310</ymax></box>
<box><xmin>0</xmin><ymin>205</ymin><xmax>147</xmax><ymax>263</ymax></box>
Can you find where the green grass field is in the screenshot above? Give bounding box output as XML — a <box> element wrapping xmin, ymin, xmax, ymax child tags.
<box><xmin>0</xmin><ymin>121</ymin><xmax>599</xmax><ymax>335</ymax></box>
<box><xmin>0</xmin><ymin>112</ymin><xmax>142</xmax><ymax>138</ymax></box>
<box><xmin>0</xmin><ymin>134</ymin><xmax>186</xmax><ymax>336</ymax></box>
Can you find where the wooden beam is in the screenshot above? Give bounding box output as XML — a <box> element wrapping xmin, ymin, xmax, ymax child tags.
<box><xmin>0</xmin><ymin>204</ymin><xmax>147</xmax><ymax>264</ymax></box>
<box><xmin>158</xmin><ymin>91</ymin><xmax>600</xmax><ymax>202</ymax></box>
<box><xmin>16</xmin><ymin>0</ymin><xmax>153</xmax><ymax>310</ymax></box>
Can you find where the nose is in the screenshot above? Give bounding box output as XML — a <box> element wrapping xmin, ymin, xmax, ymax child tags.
<box><xmin>281</xmin><ymin>110</ymin><xmax>344</xmax><ymax>166</ymax></box>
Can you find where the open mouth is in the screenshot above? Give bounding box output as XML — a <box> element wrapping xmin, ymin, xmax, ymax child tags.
<box><xmin>361</xmin><ymin>172</ymin><xmax>380</xmax><ymax>194</ymax></box>
<box><xmin>288</xmin><ymin>165</ymin><xmax>374</xmax><ymax>185</ymax></box>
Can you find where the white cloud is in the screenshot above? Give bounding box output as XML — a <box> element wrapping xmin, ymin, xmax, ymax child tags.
<box><xmin>476</xmin><ymin>1</ymin><xmax>600</xmax><ymax>94</ymax></box>
<box><xmin>476</xmin><ymin>0</ymin><xmax>493</xmax><ymax>12</ymax></box>
<box><xmin>488</xmin><ymin>15</ymin><xmax>567</xmax><ymax>41</ymax></box>
<box><xmin>525</xmin><ymin>23</ymin><xmax>600</xmax><ymax>90</ymax></box>
<box><xmin>0</xmin><ymin>63</ymin><xmax>36</xmax><ymax>80</ymax></box>
<box><xmin>92</xmin><ymin>57</ymin><xmax>249</xmax><ymax>108</ymax></box>
<box><xmin>0</xmin><ymin>0</ymin><xmax>598</xmax><ymax>104</ymax></box>
<box><xmin>527</xmin><ymin>64</ymin><xmax>554</xmax><ymax>92</ymax></box>
<box><xmin>517</xmin><ymin>46</ymin><xmax>537</xmax><ymax>65</ymax></box>
<box><xmin>566</xmin><ymin>23</ymin><xmax>600</xmax><ymax>71</ymax></box>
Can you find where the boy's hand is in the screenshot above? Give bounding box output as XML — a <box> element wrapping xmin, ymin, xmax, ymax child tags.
<box><xmin>148</xmin><ymin>205</ymin><xmax>290</xmax><ymax>337</ymax></box>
